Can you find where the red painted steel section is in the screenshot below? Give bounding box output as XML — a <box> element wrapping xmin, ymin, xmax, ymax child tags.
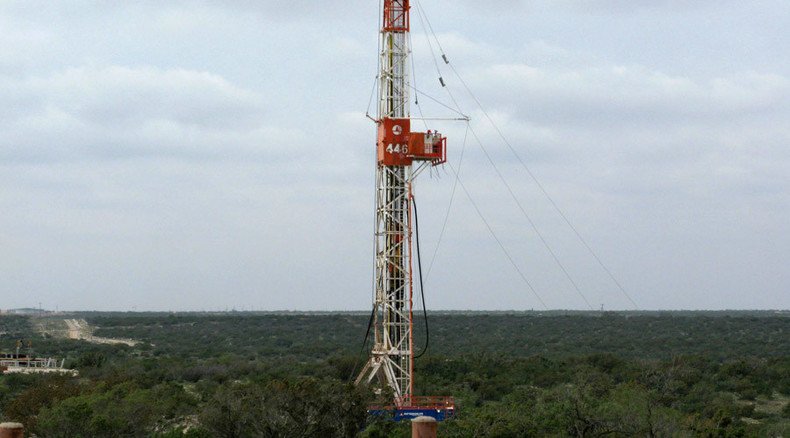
<box><xmin>383</xmin><ymin>0</ymin><xmax>410</xmax><ymax>32</ymax></box>
<box><xmin>370</xmin><ymin>395</ymin><xmax>456</xmax><ymax>411</ymax></box>
<box><xmin>378</xmin><ymin>118</ymin><xmax>413</xmax><ymax>166</ymax></box>
<box><xmin>401</xmin><ymin>395</ymin><xmax>455</xmax><ymax>410</ymax></box>
<box><xmin>407</xmin><ymin>132</ymin><xmax>446</xmax><ymax>165</ymax></box>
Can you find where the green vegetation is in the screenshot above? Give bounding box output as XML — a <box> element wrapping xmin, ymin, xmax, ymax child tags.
<box><xmin>1</xmin><ymin>311</ymin><xmax>788</xmax><ymax>436</ymax></box>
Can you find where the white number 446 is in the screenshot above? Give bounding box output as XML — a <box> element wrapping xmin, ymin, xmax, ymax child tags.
<box><xmin>386</xmin><ymin>143</ymin><xmax>408</xmax><ymax>154</ymax></box>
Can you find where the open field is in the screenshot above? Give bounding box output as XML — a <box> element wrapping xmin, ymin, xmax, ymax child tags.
<box><xmin>1</xmin><ymin>311</ymin><xmax>788</xmax><ymax>436</ymax></box>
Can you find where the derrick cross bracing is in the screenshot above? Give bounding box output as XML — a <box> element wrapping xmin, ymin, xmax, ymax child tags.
<box><xmin>356</xmin><ymin>0</ymin><xmax>447</xmax><ymax>404</ymax></box>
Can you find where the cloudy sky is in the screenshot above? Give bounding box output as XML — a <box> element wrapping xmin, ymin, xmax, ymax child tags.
<box><xmin>1</xmin><ymin>1</ymin><xmax>788</xmax><ymax>311</ymax></box>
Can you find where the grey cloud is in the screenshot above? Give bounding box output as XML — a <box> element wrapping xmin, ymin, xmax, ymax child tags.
<box><xmin>470</xmin><ymin>65</ymin><xmax>790</xmax><ymax>125</ymax></box>
<box><xmin>1</xmin><ymin>1</ymin><xmax>788</xmax><ymax>311</ymax></box>
<box><xmin>0</xmin><ymin>0</ymin><xmax>367</xmax><ymax>21</ymax></box>
<box><xmin>450</xmin><ymin>63</ymin><xmax>790</xmax><ymax>203</ymax></box>
<box><xmin>551</xmin><ymin>0</ymin><xmax>739</xmax><ymax>13</ymax></box>
<box><xmin>0</xmin><ymin>66</ymin><xmax>310</xmax><ymax>164</ymax></box>
<box><xmin>27</xmin><ymin>66</ymin><xmax>264</xmax><ymax>128</ymax></box>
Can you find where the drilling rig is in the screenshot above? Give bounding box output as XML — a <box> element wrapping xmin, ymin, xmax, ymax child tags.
<box><xmin>355</xmin><ymin>0</ymin><xmax>454</xmax><ymax>421</ymax></box>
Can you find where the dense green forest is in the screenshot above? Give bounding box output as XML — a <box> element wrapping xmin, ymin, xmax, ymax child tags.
<box><xmin>1</xmin><ymin>311</ymin><xmax>788</xmax><ymax>437</ymax></box>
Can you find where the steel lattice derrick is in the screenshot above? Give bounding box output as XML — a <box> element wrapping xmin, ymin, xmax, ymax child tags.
<box><xmin>357</xmin><ymin>0</ymin><xmax>437</xmax><ymax>403</ymax></box>
<box><xmin>357</xmin><ymin>1</ymin><xmax>453</xmax><ymax>418</ymax></box>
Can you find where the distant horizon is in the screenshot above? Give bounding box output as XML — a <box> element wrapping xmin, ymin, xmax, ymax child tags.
<box><xmin>4</xmin><ymin>307</ymin><xmax>788</xmax><ymax>314</ymax></box>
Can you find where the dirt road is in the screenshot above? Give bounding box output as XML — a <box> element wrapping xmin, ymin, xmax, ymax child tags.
<box><xmin>63</xmin><ymin>319</ymin><xmax>138</xmax><ymax>346</ymax></box>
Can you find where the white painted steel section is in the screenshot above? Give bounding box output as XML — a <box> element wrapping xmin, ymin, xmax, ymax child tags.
<box><xmin>357</xmin><ymin>0</ymin><xmax>414</xmax><ymax>402</ymax></box>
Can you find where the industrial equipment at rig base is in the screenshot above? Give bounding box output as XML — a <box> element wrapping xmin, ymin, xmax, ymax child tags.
<box><xmin>0</xmin><ymin>341</ymin><xmax>73</xmax><ymax>375</ymax></box>
<box><xmin>354</xmin><ymin>0</ymin><xmax>454</xmax><ymax>421</ymax></box>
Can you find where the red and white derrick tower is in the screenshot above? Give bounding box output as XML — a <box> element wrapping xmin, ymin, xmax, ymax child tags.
<box><xmin>355</xmin><ymin>0</ymin><xmax>447</xmax><ymax>407</ymax></box>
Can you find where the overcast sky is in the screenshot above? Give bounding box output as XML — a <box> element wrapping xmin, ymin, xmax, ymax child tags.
<box><xmin>1</xmin><ymin>1</ymin><xmax>788</xmax><ymax>311</ymax></box>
